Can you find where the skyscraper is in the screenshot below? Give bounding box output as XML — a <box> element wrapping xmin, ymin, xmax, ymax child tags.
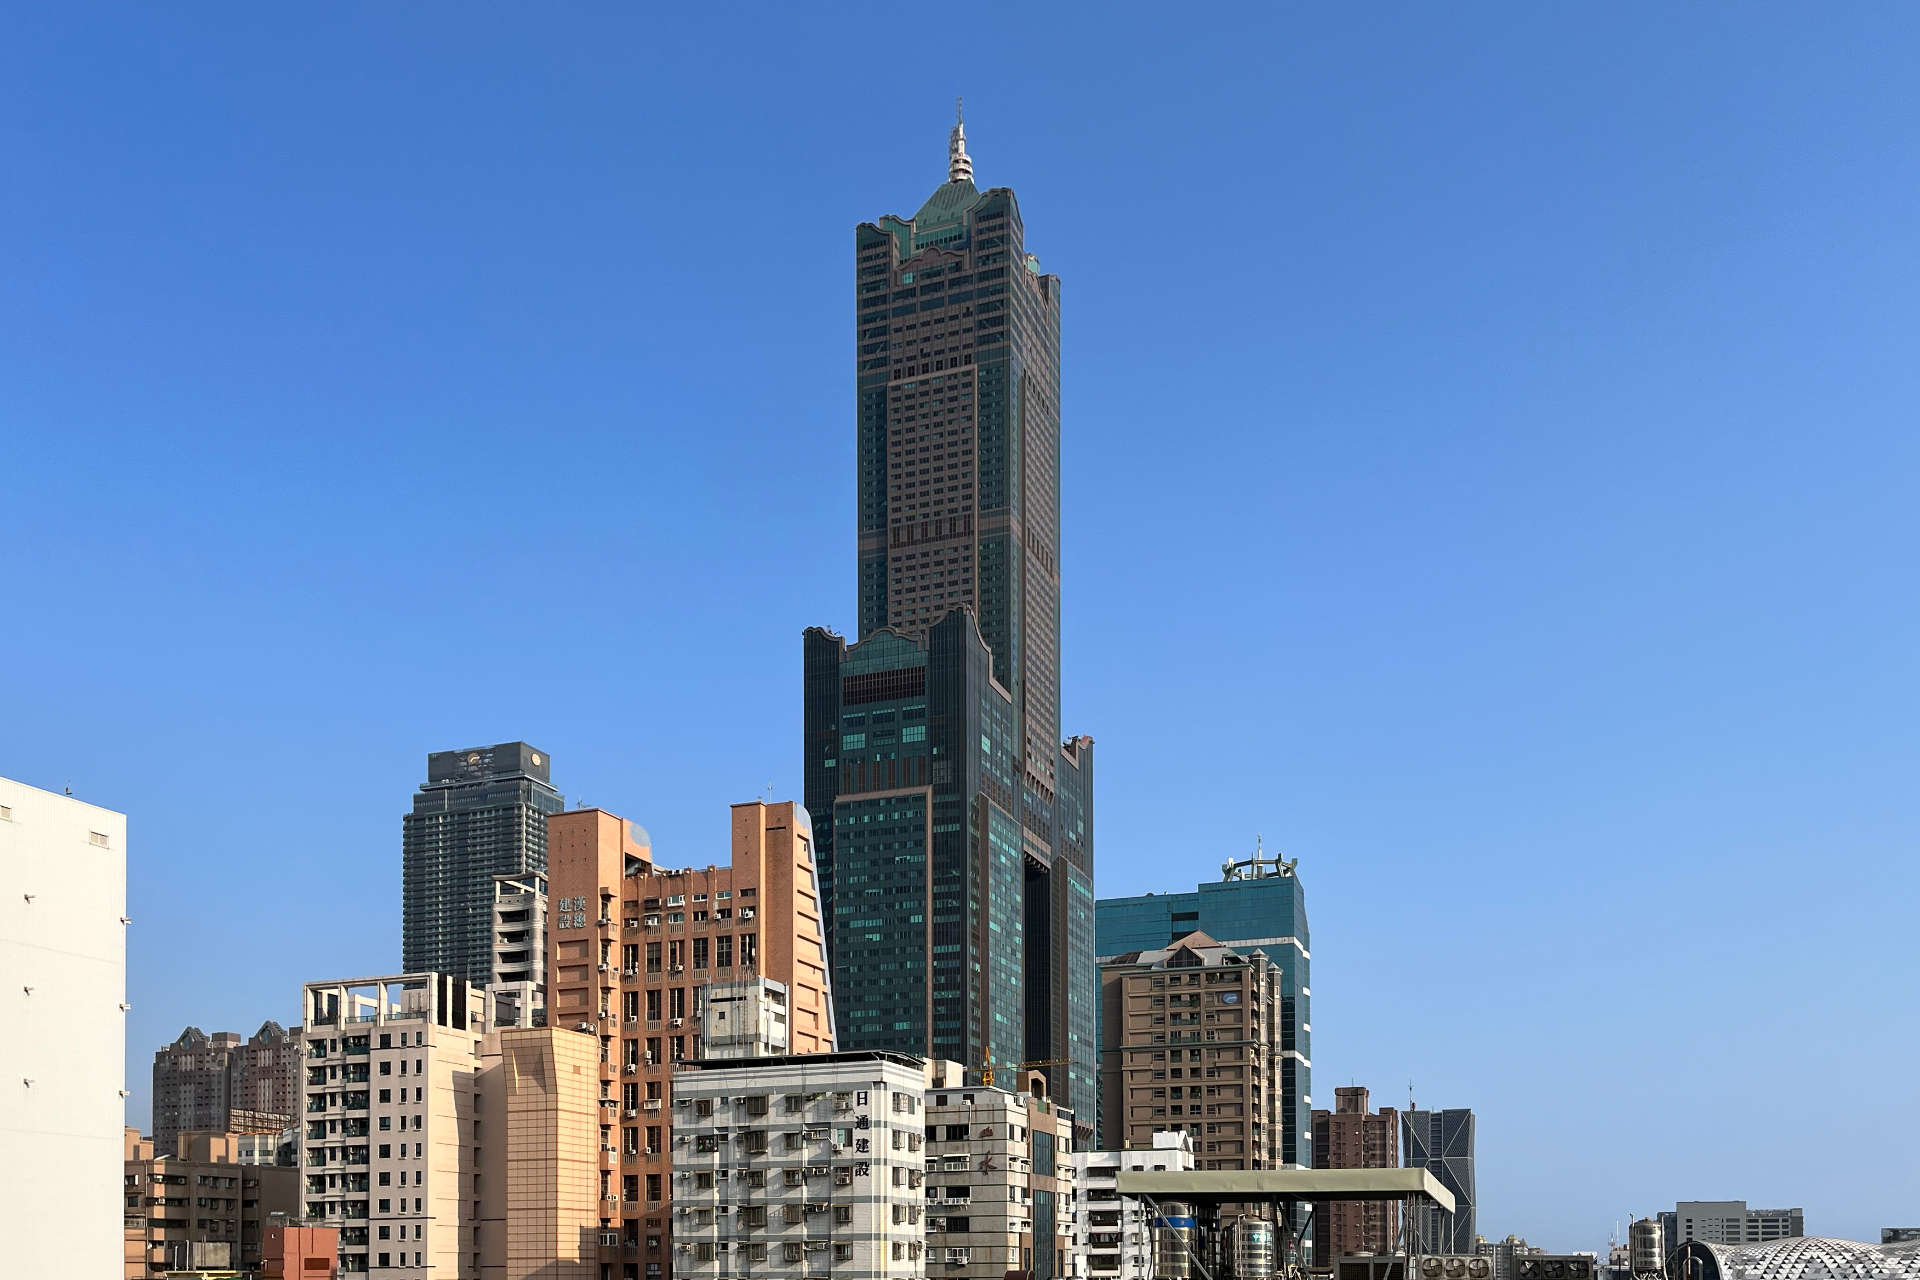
<box><xmin>1402</xmin><ymin>1107</ymin><xmax>1476</xmax><ymax>1252</ymax></box>
<box><xmin>803</xmin><ymin>106</ymin><xmax>1096</xmax><ymax>1130</ymax></box>
<box><xmin>401</xmin><ymin>742</ymin><xmax>563</xmax><ymax>986</ymax></box>
<box><xmin>1094</xmin><ymin>846</ymin><xmax>1310</xmax><ymax>1164</ymax></box>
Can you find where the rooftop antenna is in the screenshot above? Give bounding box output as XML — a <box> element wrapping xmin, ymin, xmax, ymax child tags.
<box><xmin>948</xmin><ymin>96</ymin><xmax>972</xmax><ymax>184</ymax></box>
<box><xmin>764</xmin><ymin>781</ymin><xmax>775</xmax><ymax>803</ymax></box>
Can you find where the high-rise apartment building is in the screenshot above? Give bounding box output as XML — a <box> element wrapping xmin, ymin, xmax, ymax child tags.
<box><xmin>1097</xmin><ymin>932</ymin><xmax>1285</xmax><ymax>1173</ymax></box>
<box><xmin>1402</xmin><ymin>1108</ymin><xmax>1476</xmax><ymax>1252</ymax></box>
<box><xmin>542</xmin><ymin>800</ymin><xmax>836</xmax><ymax>1278</ymax></box>
<box><xmin>152</xmin><ymin>1021</ymin><xmax>301</xmax><ymax>1152</ymax></box>
<box><xmin>1313</xmin><ymin>1086</ymin><xmax>1400</xmax><ymax>1259</ymax></box>
<box><xmin>1660</xmin><ymin>1203</ymin><xmax>1805</xmax><ymax>1249</ymax></box>
<box><xmin>123</xmin><ymin>1127</ymin><xmax>300</xmax><ymax>1278</ymax></box>
<box><xmin>297</xmin><ymin>973</ymin><xmax>492</xmax><ymax>1277</ymax></box>
<box><xmin>1</xmin><ymin>776</ymin><xmax>128</xmax><ymax>1280</ymax></box>
<box><xmin>402</xmin><ymin>743</ymin><xmax>563</xmax><ymax>986</ymax></box>
<box><xmin>1094</xmin><ymin>847</ymin><xmax>1310</xmax><ymax>1163</ymax></box>
<box><xmin>804</xmin><ymin>109</ymin><xmax>1096</xmax><ymax>1129</ymax></box>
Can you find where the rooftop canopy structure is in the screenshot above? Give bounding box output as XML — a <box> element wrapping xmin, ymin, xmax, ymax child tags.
<box><xmin>1114</xmin><ymin>1167</ymin><xmax>1456</xmax><ymax>1215</ymax></box>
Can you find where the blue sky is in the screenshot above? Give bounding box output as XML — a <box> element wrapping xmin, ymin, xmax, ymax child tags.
<box><xmin>5</xmin><ymin>4</ymin><xmax>1916</xmax><ymax>1251</ymax></box>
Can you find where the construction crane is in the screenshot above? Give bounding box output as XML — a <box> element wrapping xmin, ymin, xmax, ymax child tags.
<box><xmin>978</xmin><ymin>1058</ymin><xmax>1071</xmax><ymax>1088</ymax></box>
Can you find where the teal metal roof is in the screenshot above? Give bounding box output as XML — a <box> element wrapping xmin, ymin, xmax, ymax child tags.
<box><xmin>913</xmin><ymin>177</ymin><xmax>978</xmax><ymax>229</ymax></box>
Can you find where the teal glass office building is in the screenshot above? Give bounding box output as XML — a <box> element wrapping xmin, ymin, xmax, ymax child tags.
<box><xmin>802</xmin><ymin>114</ymin><xmax>1097</xmax><ymax>1135</ymax></box>
<box><xmin>1095</xmin><ymin>855</ymin><xmax>1311</xmax><ymax>1165</ymax></box>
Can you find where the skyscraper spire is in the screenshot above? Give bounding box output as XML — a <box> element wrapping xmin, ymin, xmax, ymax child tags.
<box><xmin>948</xmin><ymin>96</ymin><xmax>973</xmax><ymax>184</ymax></box>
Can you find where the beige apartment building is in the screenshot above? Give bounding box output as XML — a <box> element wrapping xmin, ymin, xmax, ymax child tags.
<box><xmin>922</xmin><ymin>1063</ymin><xmax>1077</xmax><ymax>1280</ymax></box>
<box><xmin>124</xmin><ymin>1128</ymin><xmax>299</xmax><ymax>1277</ymax></box>
<box><xmin>543</xmin><ymin>799</ymin><xmax>835</xmax><ymax>1280</ymax></box>
<box><xmin>1098</xmin><ymin>932</ymin><xmax>1285</xmax><ymax>1170</ymax></box>
<box><xmin>297</xmin><ymin>974</ymin><xmax>491</xmax><ymax>1277</ymax></box>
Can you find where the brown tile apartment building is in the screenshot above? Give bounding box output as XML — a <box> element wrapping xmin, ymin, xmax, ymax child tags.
<box><xmin>123</xmin><ymin>1128</ymin><xmax>299</xmax><ymax>1278</ymax></box>
<box><xmin>544</xmin><ymin>800</ymin><xmax>834</xmax><ymax>1280</ymax></box>
<box><xmin>1098</xmin><ymin>932</ymin><xmax>1283</xmax><ymax>1170</ymax></box>
<box><xmin>151</xmin><ymin>1021</ymin><xmax>302</xmax><ymax>1153</ymax></box>
<box><xmin>1312</xmin><ymin>1085</ymin><xmax>1400</xmax><ymax>1260</ymax></box>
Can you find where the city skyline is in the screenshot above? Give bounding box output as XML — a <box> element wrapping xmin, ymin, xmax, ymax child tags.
<box><xmin>5</xmin><ymin>3</ymin><xmax>1917</xmax><ymax>1255</ymax></box>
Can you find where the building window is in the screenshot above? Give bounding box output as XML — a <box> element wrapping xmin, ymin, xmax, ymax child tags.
<box><xmin>89</xmin><ymin>831</ymin><xmax>111</xmax><ymax>848</ymax></box>
<box><xmin>692</xmin><ymin>938</ymin><xmax>709</xmax><ymax>970</ymax></box>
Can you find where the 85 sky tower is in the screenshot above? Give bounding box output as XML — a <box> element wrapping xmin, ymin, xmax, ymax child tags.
<box><xmin>804</xmin><ymin>106</ymin><xmax>1096</xmax><ymax>1129</ymax></box>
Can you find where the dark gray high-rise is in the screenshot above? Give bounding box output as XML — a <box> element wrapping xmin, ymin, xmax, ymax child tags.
<box><xmin>803</xmin><ymin>108</ymin><xmax>1097</xmax><ymax>1132</ymax></box>
<box><xmin>1403</xmin><ymin>1107</ymin><xmax>1476</xmax><ymax>1251</ymax></box>
<box><xmin>401</xmin><ymin>742</ymin><xmax>562</xmax><ymax>986</ymax></box>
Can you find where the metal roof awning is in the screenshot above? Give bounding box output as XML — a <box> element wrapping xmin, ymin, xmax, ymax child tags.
<box><xmin>1114</xmin><ymin>1168</ymin><xmax>1456</xmax><ymax>1215</ymax></box>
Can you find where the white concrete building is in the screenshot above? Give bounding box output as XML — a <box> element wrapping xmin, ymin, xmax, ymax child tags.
<box><xmin>923</xmin><ymin>1063</ymin><xmax>1076</xmax><ymax>1280</ymax></box>
<box><xmin>297</xmin><ymin>974</ymin><xmax>491</xmax><ymax>1277</ymax></box>
<box><xmin>489</xmin><ymin>872</ymin><xmax>547</xmax><ymax>1028</ymax></box>
<box><xmin>1073</xmin><ymin>1130</ymin><xmax>1195</xmax><ymax>1280</ymax></box>
<box><xmin>671</xmin><ymin>1050</ymin><xmax>930</xmax><ymax>1280</ymax></box>
<box><xmin>699</xmin><ymin>976</ymin><xmax>791</xmax><ymax>1060</ymax></box>
<box><xmin>0</xmin><ymin>776</ymin><xmax>128</xmax><ymax>1280</ymax></box>
<box><xmin>234</xmin><ymin>1126</ymin><xmax>297</xmax><ymax>1166</ymax></box>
